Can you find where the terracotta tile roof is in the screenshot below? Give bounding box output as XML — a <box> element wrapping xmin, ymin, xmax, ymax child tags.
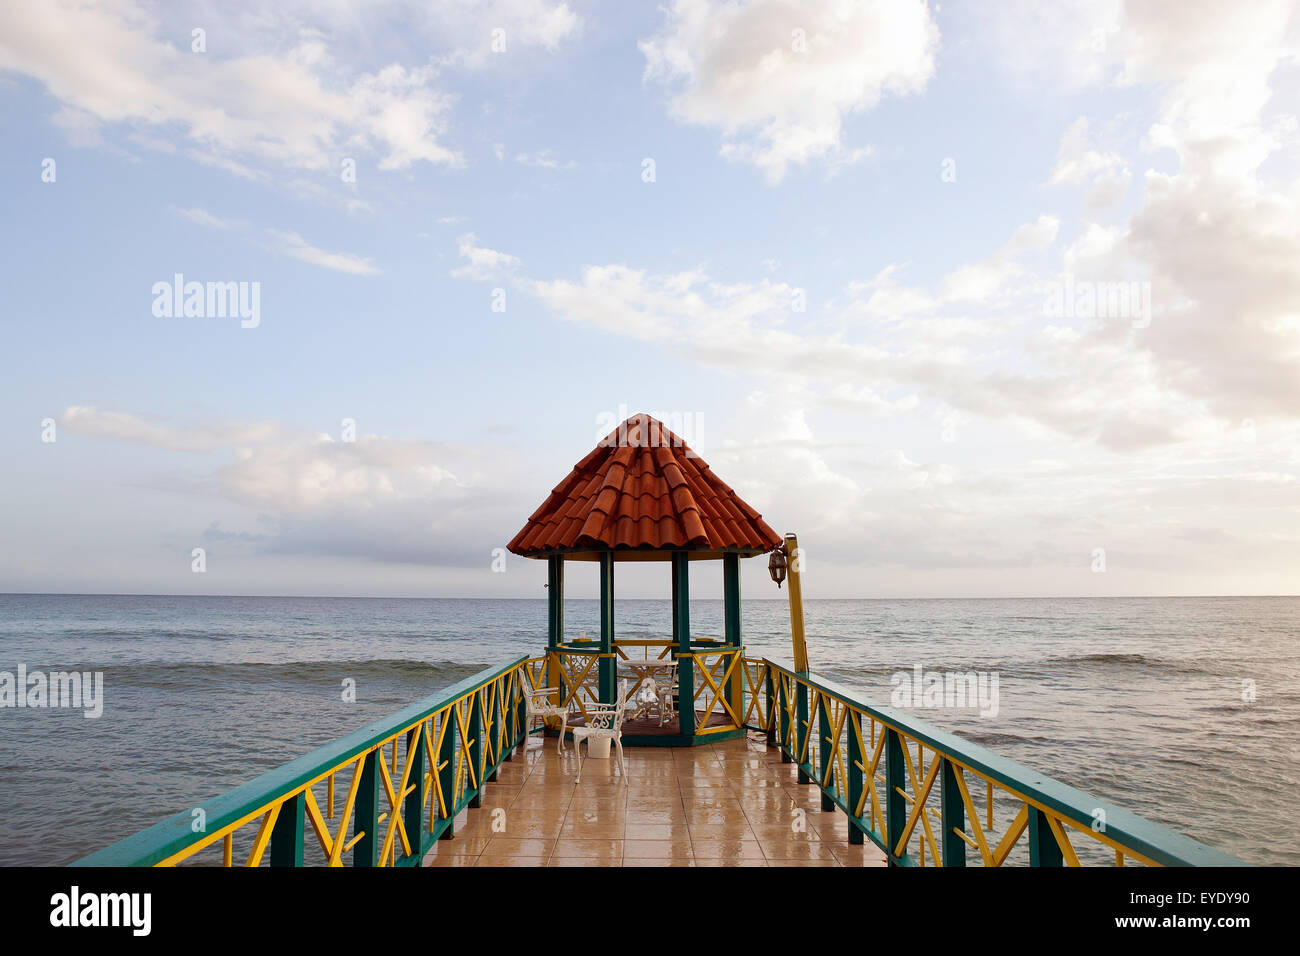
<box><xmin>508</xmin><ymin>413</ymin><xmax>782</xmax><ymax>559</ymax></box>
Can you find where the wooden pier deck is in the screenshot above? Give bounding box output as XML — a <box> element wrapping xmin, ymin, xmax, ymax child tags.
<box><xmin>423</xmin><ymin>734</ymin><xmax>888</xmax><ymax>867</ymax></box>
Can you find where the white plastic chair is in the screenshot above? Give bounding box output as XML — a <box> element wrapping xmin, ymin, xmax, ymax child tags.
<box><xmin>656</xmin><ymin>664</ymin><xmax>679</xmax><ymax>727</ymax></box>
<box><xmin>572</xmin><ymin>679</ymin><xmax>629</xmax><ymax>783</ymax></box>
<box><xmin>630</xmin><ymin>678</ymin><xmax>658</xmax><ymax>721</ymax></box>
<box><xmin>521</xmin><ymin>683</ymin><xmax>573</xmax><ymax>753</ymax></box>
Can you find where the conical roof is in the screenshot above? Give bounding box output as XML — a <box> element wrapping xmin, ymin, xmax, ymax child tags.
<box><xmin>507</xmin><ymin>413</ymin><xmax>782</xmax><ymax>560</ymax></box>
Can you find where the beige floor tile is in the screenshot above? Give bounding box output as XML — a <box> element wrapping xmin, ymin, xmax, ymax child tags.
<box><xmin>476</xmin><ymin>856</ymin><xmax>550</xmax><ymax>867</ymax></box>
<box><xmin>767</xmin><ymin>859</ymin><xmax>841</xmax><ymax>867</ymax></box>
<box><xmin>623</xmin><ymin>859</ymin><xmax>694</xmax><ymax>867</ymax></box>
<box><xmin>490</xmin><ymin>821</ymin><xmax>566</xmax><ymax>840</ymax></box>
<box><xmin>627</xmin><ymin>813</ymin><xmax>688</xmax><ymax>827</ymax></box>
<box><xmin>566</xmin><ymin>808</ymin><xmax>627</xmax><ymax>827</ymax></box>
<box><xmin>690</xmin><ymin>840</ymin><xmax>765</xmax><ymax>860</ymax></box>
<box><xmin>426</xmin><ymin>833</ymin><xmax>495</xmax><ymax>855</ymax></box>
<box><xmin>678</xmin><ymin>777</ymin><xmax>734</xmax><ymax>788</ymax></box>
<box><xmin>688</xmin><ymin>821</ymin><xmax>755</xmax><ymax>839</ymax></box>
<box><xmin>480</xmin><ymin>837</ymin><xmax>557</xmax><ymax>858</ymax></box>
<box><xmin>693</xmin><ymin>858</ymin><xmax>768</xmax><ymax>867</ymax></box>
<box><xmin>686</xmin><ymin>794</ymin><xmax>744</xmax><ymax>808</ymax></box>
<box><xmin>624</xmin><ymin>786</ymin><xmax>683</xmax><ymax>799</ymax></box>
<box><xmin>830</xmin><ymin>844</ymin><xmax>889</xmax><ymax>866</ymax></box>
<box><xmin>623</xmin><ymin>839</ymin><xmax>695</xmax><ymax>859</ymax></box>
<box><xmin>553</xmin><ymin>837</ymin><xmax>624</xmax><ymax>856</ymax></box>
<box><xmin>624</xmin><ymin>823</ymin><xmax>690</xmax><ymax>840</ymax></box>
<box><xmin>548</xmin><ymin>858</ymin><xmax>622</xmax><ymax>868</ymax></box>
<box><xmin>747</xmin><ymin>823</ymin><xmax>821</xmax><ymax>842</ymax></box>
<box><xmin>559</xmin><ymin>822</ymin><xmax>626</xmax><ymax>840</ymax></box>
<box><xmin>761</xmin><ymin>842</ymin><xmax>842</xmax><ymax>862</ymax></box>
<box><xmin>684</xmin><ymin>809</ymin><xmax>742</xmax><ymax>826</ymax></box>
<box><xmin>513</xmin><ymin>792</ymin><xmax>576</xmax><ymax>805</ymax></box>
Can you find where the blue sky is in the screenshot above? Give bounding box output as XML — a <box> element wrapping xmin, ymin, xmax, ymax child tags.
<box><xmin>1</xmin><ymin>1</ymin><xmax>1298</xmax><ymax>599</ymax></box>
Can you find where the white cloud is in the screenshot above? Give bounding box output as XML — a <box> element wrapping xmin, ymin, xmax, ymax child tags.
<box><xmin>175</xmin><ymin>206</ymin><xmax>240</xmax><ymax>229</ymax></box>
<box><xmin>514</xmin><ymin>148</ymin><xmax>573</xmax><ymax>169</ymax></box>
<box><xmin>1049</xmin><ymin>117</ymin><xmax>1132</xmax><ymax>211</ymax></box>
<box><xmin>59</xmin><ymin>406</ymin><xmax>278</xmax><ymax>452</ymax></box>
<box><xmin>451</xmin><ymin>233</ymin><xmax>521</xmax><ymax>280</ymax></box>
<box><xmin>976</xmin><ymin>0</ymin><xmax>1300</xmax><ymax>425</ymax></box>
<box><xmin>494</xmin><ymin>226</ymin><xmax>1208</xmax><ymax>452</ymax></box>
<box><xmin>0</xmin><ymin>1</ymin><xmax>459</xmax><ymax>176</ymax></box>
<box><xmin>270</xmin><ymin>230</ymin><xmax>381</xmax><ymax>275</ymax></box>
<box><xmin>1099</xmin><ymin>0</ymin><xmax>1300</xmax><ymax>419</ymax></box>
<box><xmin>55</xmin><ymin>404</ymin><xmax>532</xmax><ymax>567</ymax></box>
<box><xmin>979</xmin><ymin>0</ymin><xmax>1125</xmax><ymax>89</ymax></box>
<box><xmin>849</xmin><ymin>216</ymin><xmax>1060</xmax><ymax>322</ymax></box>
<box><xmin>426</xmin><ymin>0</ymin><xmax>582</xmax><ymax>64</ymax></box>
<box><xmin>640</xmin><ymin>0</ymin><xmax>939</xmax><ymax>183</ymax></box>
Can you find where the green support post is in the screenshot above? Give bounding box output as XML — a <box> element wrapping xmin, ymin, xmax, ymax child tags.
<box><xmin>723</xmin><ymin>553</ymin><xmax>743</xmax><ymax>724</ymax></box>
<box><xmin>1029</xmin><ymin>806</ymin><xmax>1064</xmax><ymax>866</ymax></box>
<box><xmin>514</xmin><ymin>672</ymin><xmax>527</xmax><ymax>753</ymax></box>
<box><xmin>353</xmin><ymin>749</ymin><xmax>379</xmax><ymax>865</ymax></box>
<box><xmin>599</xmin><ymin>551</ymin><xmax>615</xmax><ymax>706</ymax></box>
<box><xmin>816</xmin><ymin>694</ymin><xmax>835</xmax><ymax>811</ymax></box>
<box><xmin>778</xmin><ymin>676</ymin><xmax>791</xmax><ymax>763</ymax></box>
<box><xmin>673</xmin><ymin>552</ymin><xmax>694</xmax><ymax>737</ymax></box>
<box><xmin>488</xmin><ymin>684</ymin><xmax>503</xmax><ymax>779</ymax></box>
<box><xmin>468</xmin><ymin>690</ymin><xmax>485</xmax><ymax>809</ymax></box>
<box><xmin>546</xmin><ymin>555</ymin><xmax>565</xmax><ymax>743</ymax></box>
<box><xmin>437</xmin><ymin>713</ymin><xmax>456</xmax><ymax>840</ymax></box>
<box><xmin>765</xmin><ymin>669</ymin><xmax>776</xmax><ymax>746</ymax></box>
<box><xmin>885</xmin><ymin>727</ymin><xmax>906</xmax><ymax>866</ymax></box>
<box><xmin>940</xmin><ymin>758</ymin><xmax>966</xmax><ymax>866</ymax></box>
<box><xmin>403</xmin><ymin>724</ymin><xmax>425</xmax><ymax>862</ymax></box>
<box><xmin>796</xmin><ymin>681</ymin><xmax>811</xmax><ymax>784</ymax></box>
<box><xmin>269</xmin><ymin>791</ymin><xmax>304</xmax><ymax>867</ymax></box>
<box><xmin>846</xmin><ymin>711</ymin><xmax>864</xmax><ymax>845</ymax></box>
<box><xmin>547</xmin><ymin>555</ymin><xmax>563</xmax><ymax>648</ymax></box>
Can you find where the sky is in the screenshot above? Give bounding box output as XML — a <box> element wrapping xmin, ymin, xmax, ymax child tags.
<box><xmin>0</xmin><ymin>0</ymin><xmax>1297</xmax><ymax>600</ymax></box>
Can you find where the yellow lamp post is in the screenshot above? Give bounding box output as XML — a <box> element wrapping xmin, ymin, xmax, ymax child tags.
<box><xmin>769</xmin><ymin>532</ymin><xmax>809</xmax><ymax>673</ymax></box>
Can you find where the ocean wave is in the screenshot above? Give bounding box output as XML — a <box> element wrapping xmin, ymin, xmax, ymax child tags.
<box><xmin>94</xmin><ymin>659</ymin><xmax>492</xmax><ymax>688</ymax></box>
<box><xmin>52</xmin><ymin>628</ymin><xmax>242</xmax><ymax>642</ymax></box>
<box><xmin>1034</xmin><ymin>652</ymin><xmax>1212</xmax><ymax>675</ymax></box>
<box><xmin>1050</xmin><ymin>652</ymin><xmax>1150</xmax><ymax>665</ymax></box>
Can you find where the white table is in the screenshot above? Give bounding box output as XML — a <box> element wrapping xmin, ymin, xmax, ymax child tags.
<box><xmin>620</xmin><ymin>660</ymin><xmax>678</xmax><ymax>723</ymax></box>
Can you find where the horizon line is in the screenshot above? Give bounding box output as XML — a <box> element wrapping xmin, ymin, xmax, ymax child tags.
<box><xmin>2</xmin><ymin>591</ymin><xmax>1296</xmax><ymax>601</ymax></box>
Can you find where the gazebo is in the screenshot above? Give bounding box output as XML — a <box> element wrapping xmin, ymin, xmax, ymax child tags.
<box><xmin>507</xmin><ymin>412</ymin><xmax>783</xmax><ymax>746</ymax></box>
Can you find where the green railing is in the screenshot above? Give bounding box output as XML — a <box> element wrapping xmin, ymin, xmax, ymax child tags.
<box><xmin>740</xmin><ymin>658</ymin><xmax>1246</xmax><ymax>867</ymax></box>
<box><xmin>73</xmin><ymin>656</ymin><xmax>535</xmax><ymax>867</ymax></box>
<box><xmin>73</xmin><ymin>651</ymin><xmax>1246</xmax><ymax>867</ymax></box>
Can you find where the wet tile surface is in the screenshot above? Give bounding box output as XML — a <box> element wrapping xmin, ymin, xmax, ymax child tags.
<box><xmin>423</xmin><ymin>735</ymin><xmax>888</xmax><ymax>868</ymax></box>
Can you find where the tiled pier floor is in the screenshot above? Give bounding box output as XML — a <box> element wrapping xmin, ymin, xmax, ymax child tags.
<box><xmin>424</xmin><ymin>733</ymin><xmax>888</xmax><ymax>867</ymax></box>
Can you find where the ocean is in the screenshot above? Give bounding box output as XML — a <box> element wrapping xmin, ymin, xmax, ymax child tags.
<box><xmin>0</xmin><ymin>594</ymin><xmax>1296</xmax><ymax>866</ymax></box>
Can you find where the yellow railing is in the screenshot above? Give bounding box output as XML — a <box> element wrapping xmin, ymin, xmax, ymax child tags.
<box><xmin>74</xmin><ymin>657</ymin><xmax>532</xmax><ymax>867</ymax></box>
<box><xmin>743</xmin><ymin>658</ymin><xmax>1244</xmax><ymax>867</ymax></box>
<box><xmin>679</xmin><ymin>646</ymin><xmax>744</xmax><ymax>736</ymax></box>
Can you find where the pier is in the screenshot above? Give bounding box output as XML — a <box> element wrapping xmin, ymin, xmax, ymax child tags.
<box><xmin>72</xmin><ymin>651</ymin><xmax>1244</xmax><ymax>867</ymax></box>
<box><xmin>73</xmin><ymin>416</ymin><xmax>1245</xmax><ymax>868</ymax></box>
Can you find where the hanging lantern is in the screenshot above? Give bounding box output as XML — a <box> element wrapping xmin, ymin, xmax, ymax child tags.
<box><xmin>768</xmin><ymin>545</ymin><xmax>787</xmax><ymax>588</ymax></box>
